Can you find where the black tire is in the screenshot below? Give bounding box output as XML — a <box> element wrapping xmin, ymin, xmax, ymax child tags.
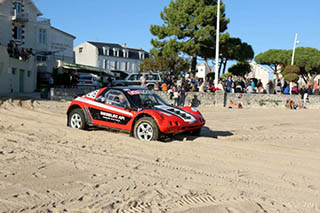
<box><xmin>134</xmin><ymin>117</ymin><xmax>159</xmax><ymax>141</ymax></box>
<box><xmin>68</xmin><ymin>108</ymin><xmax>87</xmax><ymax>130</ymax></box>
<box><xmin>147</xmin><ymin>85</ymin><xmax>154</xmax><ymax>90</ymax></box>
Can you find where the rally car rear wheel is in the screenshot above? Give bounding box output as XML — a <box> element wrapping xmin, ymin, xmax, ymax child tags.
<box><xmin>69</xmin><ymin>109</ymin><xmax>86</xmax><ymax>130</ymax></box>
<box><xmin>134</xmin><ymin>117</ymin><xmax>159</xmax><ymax>141</ymax></box>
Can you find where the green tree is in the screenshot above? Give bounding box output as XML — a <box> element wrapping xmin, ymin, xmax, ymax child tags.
<box><xmin>140</xmin><ymin>56</ymin><xmax>170</xmax><ymax>72</ymax></box>
<box><xmin>140</xmin><ymin>57</ymin><xmax>157</xmax><ymax>72</ymax></box>
<box><xmin>150</xmin><ymin>0</ymin><xmax>229</xmax><ymax>73</ymax></box>
<box><xmin>254</xmin><ymin>49</ymin><xmax>291</xmax><ymax>80</ymax></box>
<box><xmin>221</xmin><ymin>72</ymin><xmax>232</xmax><ymax>80</ymax></box>
<box><xmin>281</xmin><ymin>65</ymin><xmax>300</xmax><ymax>82</ymax></box>
<box><xmin>228</xmin><ymin>61</ymin><xmax>252</xmax><ymax>77</ymax></box>
<box><xmin>219</xmin><ymin>36</ymin><xmax>254</xmax><ymax>75</ymax></box>
<box><xmin>293</xmin><ymin>47</ymin><xmax>320</xmax><ymax>83</ymax></box>
<box><xmin>140</xmin><ymin>54</ymin><xmax>190</xmax><ymax>77</ymax></box>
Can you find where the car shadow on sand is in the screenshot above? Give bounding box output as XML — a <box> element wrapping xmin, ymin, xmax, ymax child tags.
<box><xmin>161</xmin><ymin>126</ymin><xmax>233</xmax><ymax>142</ymax></box>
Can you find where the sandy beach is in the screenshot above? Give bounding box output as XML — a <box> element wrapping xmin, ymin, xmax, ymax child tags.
<box><xmin>0</xmin><ymin>99</ymin><xmax>319</xmax><ymax>213</ymax></box>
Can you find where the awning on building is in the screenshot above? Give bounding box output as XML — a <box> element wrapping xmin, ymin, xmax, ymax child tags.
<box><xmin>57</xmin><ymin>60</ymin><xmax>114</xmax><ymax>77</ymax></box>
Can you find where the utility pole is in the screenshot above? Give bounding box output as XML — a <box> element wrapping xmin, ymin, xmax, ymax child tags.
<box><xmin>214</xmin><ymin>0</ymin><xmax>221</xmax><ymax>87</ymax></box>
<box><xmin>291</xmin><ymin>33</ymin><xmax>299</xmax><ymax>65</ymax></box>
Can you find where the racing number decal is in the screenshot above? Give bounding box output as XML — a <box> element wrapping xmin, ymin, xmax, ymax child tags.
<box><xmin>88</xmin><ymin>108</ymin><xmax>131</xmax><ymax>125</ymax></box>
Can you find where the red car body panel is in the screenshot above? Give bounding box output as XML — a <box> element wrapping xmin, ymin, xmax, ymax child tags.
<box><xmin>67</xmin><ymin>87</ymin><xmax>205</xmax><ymax>134</ymax></box>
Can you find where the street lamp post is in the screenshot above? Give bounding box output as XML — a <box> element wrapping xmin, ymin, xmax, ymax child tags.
<box><xmin>214</xmin><ymin>0</ymin><xmax>221</xmax><ymax>87</ymax></box>
<box><xmin>291</xmin><ymin>33</ymin><xmax>300</xmax><ymax>65</ymax></box>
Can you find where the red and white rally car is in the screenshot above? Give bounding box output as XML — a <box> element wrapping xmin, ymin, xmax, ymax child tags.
<box><xmin>66</xmin><ymin>87</ymin><xmax>205</xmax><ymax>141</ymax></box>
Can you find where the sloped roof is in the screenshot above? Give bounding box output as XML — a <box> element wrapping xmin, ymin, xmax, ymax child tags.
<box><xmin>26</xmin><ymin>0</ymin><xmax>43</xmax><ymax>16</ymax></box>
<box><xmin>51</xmin><ymin>26</ymin><xmax>76</xmax><ymax>39</ymax></box>
<box><xmin>87</xmin><ymin>41</ymin><xmax>149</xmax><ymax>60</ymax></box>
<box><xmin>88</xmin><ymin>41</ymin><xmax>148</xmax><ymax>53</ymax></box>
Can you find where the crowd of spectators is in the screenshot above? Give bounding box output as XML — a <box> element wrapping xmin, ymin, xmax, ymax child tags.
<box><xmin>151</xmin><ymin>74</ymin><xmax>320</xmax><ymax>107</ymax></box>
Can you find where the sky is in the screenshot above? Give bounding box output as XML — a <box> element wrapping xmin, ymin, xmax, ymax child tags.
<box><xmin>33</xmin><ymin>0</ymin><xmax>320</xmax><ymax>63</ymax></box>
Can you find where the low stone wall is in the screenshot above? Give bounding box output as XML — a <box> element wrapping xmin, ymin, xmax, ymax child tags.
<box><xmin>49</xmin><ymin>88</ymin><xmax>320</xmax><ymax>109</ymax></box>
<box><xmin>157</xmin><ymin>91</ymin><xmax>320</xmax><ymax>109</ymax></box>
<box><xmin>215</xmin><ymin>91</ymin><xmax>320</xmax><ymax>109</ymax></box>
<box><xmin>49</xmin><ymin>87</ymin><xmax>97</xmax><ymax>101</ymax></box>
<box><xmin>154</xmin><ymin>91</ymin><xmax>215</xmax><ymax>106</ymax></box>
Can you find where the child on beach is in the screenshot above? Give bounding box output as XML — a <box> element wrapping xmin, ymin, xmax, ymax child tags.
<box><xmin>173</xmin><ymin>87</ymin><xmax>179</xmax><ymax>107</ymax></box>
<box><xmin>228</xmin><ymin>100</ymin><xmax>243</xmax><ymax>109</ymax></box>
<box><xmin>285</xmin><ymin>99</ymin><xmax>303</xmax><ymax>110</ymax></box>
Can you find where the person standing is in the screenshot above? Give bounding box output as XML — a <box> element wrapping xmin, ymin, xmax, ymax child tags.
<box><xmin>225</xmin><ymin>76</ymin><xmax>233</xmax><ymax>93</ymax></box>
<box><xmin>299</xmin><ymin>85</ymin><xmax>307</xmax><ymax>107</ymax></box>
<box><xmin>179</xmin><ymin>84</ymin><xmax>187</xmax><ymax>106</ymax></box>
<box><xmin>140</xmin><ymin>73</ymin><xmax>146</xmax><ymax>87</ymax></box>
<box><xmin>313</xmin><ymin>81</ymin><xmax>319</xmax><ymax>94</ymax></box>
<box><xmin>106</xmin><ymin>76</ymin><xmax>112</xmax><ymax>87</ymax></box>
<box><xmin>250</xmin><ymin>79</ymin><xmax>256</xmax><ymax>93</ymax></box>
<box><xmin>173</xmin><ymin>86</ymin><xmax>179</xmax><ymax>107</ymax></box>
<box><xmin>267</xmin><ymin>80</ymin><xmax>274</xmax><ymax>94</ymax></box>
<box><xmin>216</xmin><ymin>80</ymin><xmax>224</xmax><ymax>92</ymax></box>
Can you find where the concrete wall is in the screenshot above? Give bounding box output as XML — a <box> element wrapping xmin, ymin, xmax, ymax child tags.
<box><xmin>0</xmin><ymin>0</ymin><xmax>13</xmax><ymax>46</ymax></box>
<box><xmin>0</xmin><ymin>0</ymin><xmax>75</xmax><ymax>75</ymax></box>
<box><xmin>50</xmin><ymin>27</ymin><xmax>74</xmax><ymax>61</ymax></box>
<box><xmin>248</xmin><ymin>61</ymin><xmax>270</xmax><ymax>88</ymax></box>
<box><xmin>74</xmin><ymin>42</ymin><xmax>98</xmax><ymax>67</ymax></box>
<box><xmin>214</xmin><ymin>91</ymin><xmax>320</xmax><ymax>109</ymax></box>
<box><xmin>0</xmin><ymin>46</ymin><xmax>36</xmax><ymax>95</ymax></box>
<box><xmin>50</xmin><ymin>87</ymin><xmax>97</xmax><ymax>101</ymax></box>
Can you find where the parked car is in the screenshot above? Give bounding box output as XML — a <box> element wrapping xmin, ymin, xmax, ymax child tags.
<box><xmin>77</xmin><ymin>73</ymin><xmax>102</xmax><ymax>89</ymax></box>
<box><xmin>112</xmin><ymin>72</ymin><xmax>162</xmax><ymax>90</ymax></box>
<box><xmin>66</xmin><ymin>87</ymin><xmax>205</xmax><ymax>141</ymax></box>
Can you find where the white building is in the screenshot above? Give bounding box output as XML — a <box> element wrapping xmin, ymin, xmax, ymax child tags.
<box><xmin>247</xmin><ymin>61</ymin><xmax>271</xmax><ymax>88</ymax></box>
<box><xmin>74</xmin><ymin>41</ymin><xmax>149</xmax><ymax>74</ymax></box>
<box><xmin>0</xmin><ymin>0</ymin><xmax>75</xmax><ymax>94</ymax></box>
<box><xmin>195</xmin><ymin>63</ymin><xmax>212</xmax><ymax>80</ymax></box>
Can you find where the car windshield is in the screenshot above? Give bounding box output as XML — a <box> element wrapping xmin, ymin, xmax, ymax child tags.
<box><xmin>127</xmin><ymin>90</ymin><xmax>169</xmax><ymax>107</ymax></box>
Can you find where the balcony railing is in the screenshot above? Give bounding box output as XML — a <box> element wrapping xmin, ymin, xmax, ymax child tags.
<box><xmin>37</xmin><ymin>17</ymin><xmax>51</xmax><ymax>25</ymax></box>
<box><xmin>12</xmin><ymin>9</ymin><xmax>28</xmax><ymax>22</ymax></box>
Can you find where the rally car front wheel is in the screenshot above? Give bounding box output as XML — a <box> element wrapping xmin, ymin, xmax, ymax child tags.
<box><xmin>134</xmin><ymin>117</ymin><xmax>159</xmax><ymax>141</ymax></box>
<box><xmin>68</xmin><ymin>109</ymin><xmax>86</xmax><ymax>130</ymax></box>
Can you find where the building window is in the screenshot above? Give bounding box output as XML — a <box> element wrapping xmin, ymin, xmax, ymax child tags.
<box><xmin>113</xmin><ymin>48</ymin><xmax>119</xmax><ymax>57</ymax></box>
<box><xmin>39</xmin><ymin>29</ymin><xmax>47</xmax><ymax>44</ymax></box>
<box><xmin>12</xmin><ymin>68</ymin><xmax>16</xmax><ymax>75</ymax></box>
<box><xmin>27</xmin><ymin>71</ymin><xmax>31</xmax><ymax>77</ymax></box>
<box><xmin>124</xmin><ymin>62</ymin><xmax>129</xmax><ymax>71</ymax></box>
<box><xmin>103</xmin><ymin>47</ymin><xmax>109</xmax><ymax>56</ymax></box>
<box><xmin>139</xmin><ymin>52</ymin><xmax>145</xmax><ymax>60</ymax></box>
<box><xmin>123</xmin><ymin>50</ymin><xmax>129</xmax><ymax>58</ymax></box>
<box><xmin>36</xmin><ymin>56</ymin><xmax>47</xmax><ymax>62</ymax></box>
<box><xmin>104</xmin><ymin>60</ymin><xmax>109</xmax><ymax>69</ymax></box>
<box><xmin>114</xmin><ymin>61</ymin><xmax>118</xmax><ymax>70</ymax></box>
<box><xmin>79</xmin><ymin>47</ymin><xmax>83</xmax><ymax>53</ymax></box>
<box><xmin>13</xmin><ymin>2</ymin><xmax>22</xmax><ymax>15</ymax></box>
<box><xmin>13</xmin><ymin>25</ymin><xmax>22</xmax><ymax>40</ymax></box>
